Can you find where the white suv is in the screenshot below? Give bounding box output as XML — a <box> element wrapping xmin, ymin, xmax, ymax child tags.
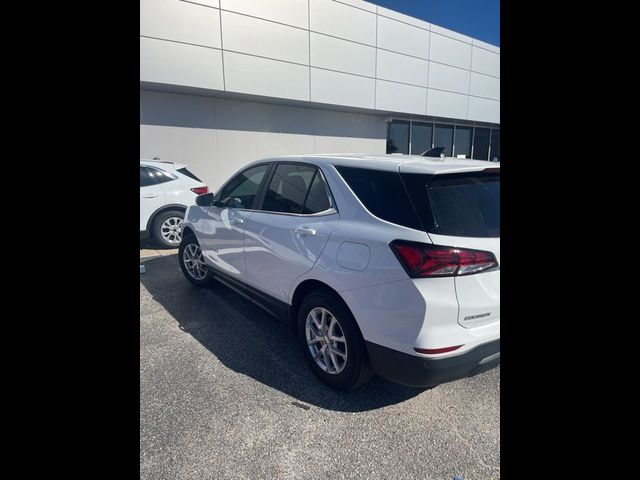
<box><xmin>179</xmin><ymin>154</ymin><xmax>500</xmax><ymax>390</ymax></box>
<box><xmin>140</xmin><ymin>160</ymin><xmax>208</xmax><ymax>248</ymax></box>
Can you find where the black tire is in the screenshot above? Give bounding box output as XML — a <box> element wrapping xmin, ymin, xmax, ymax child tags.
<box><xmin>152</xmin><ymin>209</ymin><xmax>184</xmax><ymax>248</ymax></box>
<box><xmin>178</xmin><ymin>233</ymin><xmax>213</xmax><ymax>287</ymax></box>
<box><xmin>297</xmin><ymin>289</ymin><xmax>374</xmax><ymax>390</ymax></box>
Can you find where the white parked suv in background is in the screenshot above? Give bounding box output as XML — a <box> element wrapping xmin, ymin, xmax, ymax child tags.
<box><xmin>140</xmin><ymin>159</ymin><xmax>208</xmax><ymax>248</ymax></box>
<box><xmin>179</xmin><ymin>154</ymin><xmax>500</xmax><ymax>389</ymax></box>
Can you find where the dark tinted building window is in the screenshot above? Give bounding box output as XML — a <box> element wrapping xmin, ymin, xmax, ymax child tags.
<box><xmin>410</xmin><ymin>122</ymin><xmax>433</xmax><ymax>155</ymax></box>
<box><xmin>219</xmin><ymin>164</ymin><xmax>269</xmax><ymax>209</ymax></box>
<box><xmin>490</xmin><ymin>129</ymin><xmax>500</xmax><ymax>162</ymax></box>
<box><xmin>472</xmin><ymin>128</ymin><xmax>490</xmax><ymax>160</ymax></box>
<box><xmin>434</xmin><ymin>124</ymin><xmax>454</xmax><ymax>156</ymax></box>
<box><xmin>454</xmin><ymin>126</ymin><xmax>473</xmax><ymax>158</ymax></box>
<box><xmin>386</xmin><ymin>121</ymin><xmax>410</xmax><ymax>154</ymax></box>
<box><xmin>262</xmin><ymin>164</ymin><xmax>317</xmax><ymax>214</ymax></box>
<box><xmin>336</xmin><ymin>166</ymin><xmax>423</xmax><ymax>230</ymax></box>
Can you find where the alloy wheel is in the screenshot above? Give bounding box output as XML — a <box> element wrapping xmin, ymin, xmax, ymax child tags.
<box><xmin>305</xmin><ymin>307</ymin><xmax>348</xmax><ymax>375</ymax></box>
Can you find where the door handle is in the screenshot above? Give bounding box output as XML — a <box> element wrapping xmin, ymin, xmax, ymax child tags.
<box><xmin>230</xmin><ymin>217</ymin><xmax>244</xmax><ymax>226</ymax></box>
<box><xmin>295</xmin><ymin>227</ymin><xmax>316</xmax><ymax>236</ymax></box>
<box><xmin>143</xmin><ymin>194</ymin><xmax>158</xmax><ymax>199</ymax></box>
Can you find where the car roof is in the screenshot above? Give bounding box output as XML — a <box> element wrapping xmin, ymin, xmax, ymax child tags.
<box><xmin>140</xmin><ymin>159</ymin><xmax>186</xmax><ymax>171</ymax></box>
<box><xmin>271</xmin><ymin>153</ymin><xmax>499</xmax><ymax>175</ymax></box>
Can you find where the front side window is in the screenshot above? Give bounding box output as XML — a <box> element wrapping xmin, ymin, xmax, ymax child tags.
<box><xmin>262</xmin><ymin>164</ymin><xmax>331</xmax><ymax>214</ymax></box>
<box><xmin>218</xmin><ymin>164</ymin><xmax>269</xmax><ymax>209</ymax></box>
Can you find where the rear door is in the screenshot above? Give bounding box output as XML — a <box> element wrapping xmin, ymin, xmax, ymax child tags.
<box><xmin>400</xmin><ymin>167</ymin><xmax>500</xmax><ymax>328</ymax></box>
<box><xmin>243</xmin><ymin>163</ymin><xmax>338</xmax><ymax>303</ymax></box>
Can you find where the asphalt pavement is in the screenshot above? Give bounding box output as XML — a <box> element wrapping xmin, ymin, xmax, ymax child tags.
<box><xmin>140</xmin><ymin>251</ymin><xmax>500</xmax><ymax>480</ymax></box>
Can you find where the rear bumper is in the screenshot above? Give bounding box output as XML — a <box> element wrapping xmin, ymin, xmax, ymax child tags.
<box><xmin>366</xmin><ymin>339</ymin><xmax>500</xmax><ymax>387</ymax></box>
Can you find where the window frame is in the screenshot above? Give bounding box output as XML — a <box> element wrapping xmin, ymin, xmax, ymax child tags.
<box><xmin>254</xmin><ymin>161</ymin><xmax>338</xmax><ymax>217</ymax></box>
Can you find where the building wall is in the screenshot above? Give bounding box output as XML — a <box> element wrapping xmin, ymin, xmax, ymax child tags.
<box><xmin>140</xmin><ymin>0</ymin><xmax>500</xmax><ymax>123</ymax></box>
<box><xmin>140</xmin><ymin>90</ymin><xmax>386</xmax><ymax>190</ymax></box>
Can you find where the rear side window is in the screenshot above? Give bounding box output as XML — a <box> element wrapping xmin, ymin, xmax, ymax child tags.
<box><xmin>177</xmin><ymin>167</ymin><xmax>202</xmax><ymax>182</ymax></box>
<box><xmin>141</xmin><ymin>166</ymin><xmax>176</xmax><ymax>186</ymax></box>
<box><xmin>262</xmin><ymin>164</ymin><xmax>332</xmax><ymax>214</ymax></box>
<box><xmin>335</xmin><ymin>166</ymin><xmax>423</xmax><ymax>230</ymax></box>
<box><xmin>401</xmin><ymin>171</ymin><xmax>500</xmax><ymax>237</ymax></box>
<box><xmin>140</xmin><ymin>166</ymin><xmax>153</xmax><ymax>187</ymax></box>
<box><xmin>303</xmin><ymin>170</ymin><xmax>332</xmax><ymax>214</ymax></box>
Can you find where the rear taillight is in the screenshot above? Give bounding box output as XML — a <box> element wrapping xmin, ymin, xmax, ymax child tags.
<box><xmin>191</xmin><ymin>186</ymin><xmax>208</xmax><ymax>195</ymax></box>
<box><xmin>389</xmin><ymin>240</ymin><xmax>498</xmax><ymax>278</ymax></box>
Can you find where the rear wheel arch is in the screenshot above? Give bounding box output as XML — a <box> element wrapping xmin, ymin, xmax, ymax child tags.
<box><xmin>291</xmin><ymin>280</ymin><xmax>364</xmax><ymax>339</ymax></box>
<box><xmin>146</xmin><ymin>204</ymin><xmax>187</xmax><ymax>232</ymax></box>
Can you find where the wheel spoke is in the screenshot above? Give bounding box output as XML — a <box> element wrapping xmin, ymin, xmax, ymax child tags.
<box><xmin>313</xmin><ymin>345</ymin><xmax>325</xmax><ymax>361</ymax></box>
<box><xmin>322</xmin><ymin>346</ymin><xmax>332</xmax><ymax>371</ymax></box>
<box><xmin>329</xmin><ymin>346</ymin><xmax>346</xmax><ymax>358</ymax></box>
<box><xmin>328</xmin><ymin>350</ymin><xmax>340</xmax><ymax>372</ymax></box>
<box><xmin>328</xmin><ymin>316</ymin><xmax>337</xmax><ymax>336</ymax></box>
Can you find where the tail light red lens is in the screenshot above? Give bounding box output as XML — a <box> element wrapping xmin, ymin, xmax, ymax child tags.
<box><xmin>191</xmin><ymin>186</ymin><xmax>209</xmax><ymax>195</ymax></box>
<box><xmin>389</xmin><ymin>240</ymin><xmax>498</xmax><ymax>278</ymax></box>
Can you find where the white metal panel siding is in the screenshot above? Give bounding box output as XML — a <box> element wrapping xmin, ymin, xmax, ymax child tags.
<box><xmin>220</xmin><ymin>0</ymin><xmax>308</xmax><ymax>28</ymax></box>
<box><xmin>376</xmin><ymin>15</ymin><xmax>429</xmax><ymax>59</ymax></box>
<box><xmin>428</xmin><ymin>62</ymin><xmax>470</xmax><ymax>95</ymax></box>
<box><xmin>426</xmin><ymin>89</ymin><xmax>468</xmax><ymax>119</ymax></box>
<box><xmin>467</xmin><ymin>96</ymin><xmax>500</xmax><ymax>123</ymax></box>
<box><xmin>471</xmin><ymin>46</ymin><xmax>500</xmax><ymax>78</ymax></box>
<box><xmin>469</xmin><ymin>72</ymin><xmax>500</xmax><ymax>100</ymax></box>
<box><xmin>310</xmin><ymin>32</ymin><xmax>376</xmax><ymax>77</ymax></box>
<box><xmin>140</xmin><ymin>0</ymin><xmax>221</xmax><ymax>48</ymax></box>
<box><xmin>140</xmin><ymin>37</ymin><xmax>224</xmax><ymax>90</ymax></box>
<box><xmin>221</xmin><ymin>11</ymin><xmax>309</xmax><ymax>65</ymax></box>
<box><xmin>311</xmin><ymin>68</ymin><xmax>375</xmax><ymax>109</ymax></box>
<box><xmin>376</xmin><ymin>80</ymin><xmax>427</xmax><ymax>115</ymax></box>
<box><xmin>309</xmin><ymin>0</ymin><xmax>376</xmax><ymax>45</ymax></box>
<box><xmin>223</xmin><ymin>51</ymin><xmax>309</xmax><ymax>100</ymax></box>
<box><xmin>376</xmin><ymin>49</ymin><xmax>428</xmax><ymax>87</ymax></box>
<box><xmin>429</xmin><ymin>32</ymin><xmax>472</xmax><ymax>70</ymax></box>
<box><xmin>140</xmin><ymin>0</ymin><xmax>500</xmax><ymax>124</ymax></box>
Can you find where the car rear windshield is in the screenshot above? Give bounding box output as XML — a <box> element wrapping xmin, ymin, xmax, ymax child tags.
<box><xmin>401</xmin><ymin>171</ymin><xmax>500</xmax><ymax>238</ymax></box>
<box><xmin>177</xmin><ymin>167</ymin><xmax>202</xmax><ymax>182</ymax></box>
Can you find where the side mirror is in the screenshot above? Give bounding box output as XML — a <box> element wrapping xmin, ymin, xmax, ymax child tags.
<box><xmin>195</xmin><ymin>192</ymin><xmax>215</xmax><ymax>207</ymax></box>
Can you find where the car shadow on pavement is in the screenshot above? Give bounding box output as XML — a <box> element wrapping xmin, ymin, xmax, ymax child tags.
<box><xmin>140</xmin><ymin>255</ymin><xmax>426</xmax><ymax>412</ymax></box>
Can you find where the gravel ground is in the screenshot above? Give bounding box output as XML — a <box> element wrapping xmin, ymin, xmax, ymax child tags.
<box><xmin>140</xmin><ymin>252</ymin><xmax>500</xmax><ymax>480</ymax></box>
